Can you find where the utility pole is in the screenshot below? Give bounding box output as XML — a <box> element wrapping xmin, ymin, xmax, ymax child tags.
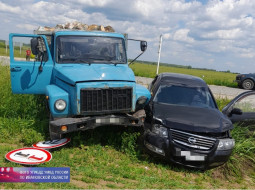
<box><xmin>156</xmin><ymin>34</ymin><xmax>163</xmax><ymax>75</ymax></box>
<box><xmin>5</xmin><ymin>40</ymin><xmax>8</xmax><ymax>54</ymax></box>
<box><xmin>20</xmin><ymin>42</ymin><xmax>22</xmax><ymax>55</ymax></box>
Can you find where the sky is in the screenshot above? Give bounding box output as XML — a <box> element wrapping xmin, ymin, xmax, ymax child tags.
<box><xmin>1</xmin><ymin>0</ymin><xmax>255</xmax><ymax>73</ymax></box>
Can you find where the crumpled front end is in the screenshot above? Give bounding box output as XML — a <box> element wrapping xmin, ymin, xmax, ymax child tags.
<box><xmin>144</xmin><ymin>125</ymin><xmax>234</xmax><ymax>169</ymax></box>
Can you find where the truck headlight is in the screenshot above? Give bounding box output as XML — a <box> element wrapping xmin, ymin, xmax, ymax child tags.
<box><xmin>55</xmin><ymin>99</ymin><xmax>66</xmax><ymax>111</ymax></box>
<box><xmin>151</xmin><ymin>124</ymin><xmax>168</xmax><ymax>138</ymax></box>
<box><xmin>137</xmin><ymin>96</ymin><xmax>147</xmax><ymax>104</ymax></box>
<box><xmin>217</xmin><ymin>139</ymin><xmax>235</xmax><ymax>150</ymax></box>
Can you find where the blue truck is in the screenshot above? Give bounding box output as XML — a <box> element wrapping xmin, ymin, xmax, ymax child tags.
<box><xmin>9</xmin><ymin>27</ymin><xmax>151</xmax><ymax>140</ymax></box>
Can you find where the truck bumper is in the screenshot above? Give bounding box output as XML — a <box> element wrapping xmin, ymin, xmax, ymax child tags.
<box><xmin>49</xmin><ymin>110</ymin><xmax>145</xmax><ymax>135</ymax></box>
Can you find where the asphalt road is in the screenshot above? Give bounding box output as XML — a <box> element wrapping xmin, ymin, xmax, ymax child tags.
<box><xmin>0</xmin><ymin>56</ymin><xmax>249</xmax><ymax>100</ymax></box>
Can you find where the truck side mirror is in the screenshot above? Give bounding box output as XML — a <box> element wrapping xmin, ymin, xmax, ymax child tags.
<box><xmin>140</xmin><ymin>41</ymin><xmax>147</xmax><ymax>52</ymax></box>
<box><xmin>31</xmin><ymin>38</ymin><xmax>39</xmax><ymax>55</ymax></box>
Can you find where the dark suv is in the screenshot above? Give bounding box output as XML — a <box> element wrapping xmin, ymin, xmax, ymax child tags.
<box><xmin>235</xmin><ymin>74</ymin><xmax>255</xmax><ymax>90</ymax></box>
<box><xmin>144</xmin><ymin>73</ymin><xmax>255</xmax><ymax>169</ymax></box>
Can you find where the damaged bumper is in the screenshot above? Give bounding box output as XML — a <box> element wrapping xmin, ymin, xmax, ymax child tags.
<box><xmin>50</xmin><ymin>110</ymin><xmax>145</xmax><ymax>135</ymax></box>
<box><xmin>144</xmin><ymin>129</ymin><xmax>233</xmax><ymax>170</ymax></box>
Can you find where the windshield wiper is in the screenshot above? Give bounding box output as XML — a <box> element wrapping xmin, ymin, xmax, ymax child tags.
<box><xmin>59</xmin><ymin>58</ymin><xmax>91</xmax><ymax>64</ymax></box>
<box><xmin>83</xmin><ymin>57</ymin><xmax>124</xmax><ymax>65</ymax></box>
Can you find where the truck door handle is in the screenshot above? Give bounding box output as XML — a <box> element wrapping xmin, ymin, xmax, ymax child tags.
<box><xmin>11</xmin><ymin>67</ymin><xmax>22</xmax><ymax>72</ymax></box>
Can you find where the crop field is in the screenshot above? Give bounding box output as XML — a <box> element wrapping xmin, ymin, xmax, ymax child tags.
<box><xmin>0</xmin><ymin>64</ymin><xmax>254</xmax><ymax>189</ymax></box>
<box><xmin>130</xmin><ymin>63</ymin><xmax>237</xmax><ymax>88</ymax></box>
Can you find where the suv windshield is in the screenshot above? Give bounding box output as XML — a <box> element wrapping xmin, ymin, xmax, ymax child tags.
<box><xmin>56</xmin><ymin>36</ymin><xmax>126</xmax><ymax>64</ymax></box>
<box><xmin>154</xmin><ymin>85</ymin><xmax>216</xmax><ymax>109</ymax></box>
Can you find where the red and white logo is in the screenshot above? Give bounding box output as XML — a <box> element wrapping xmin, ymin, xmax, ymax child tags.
<box><xmin>32</xmin><ymin>138</ymin><xmax>71</xmax><ymax>149</ymax></box>
<box><xmin>5</xmin><ymin>148</ymin><xmax>52</xmax><ymax>165</ymax></box>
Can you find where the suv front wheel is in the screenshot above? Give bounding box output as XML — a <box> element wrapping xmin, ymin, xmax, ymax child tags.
<box><xmin>242</xmin><ymin>79</ymin><xmax>254</xmax><ymax>90</ymax></box>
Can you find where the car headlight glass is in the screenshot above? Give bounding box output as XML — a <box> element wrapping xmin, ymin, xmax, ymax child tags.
<box><xmin>217</xmin><ymin>139</ymin><xmax>235</xmax><ymax>150</ymax></box>
<box><xmin>151</xmin><ymin>124</ymin><xmax>168</xmax><ymax>138</ymax></box>
<box><xmin>137</xmin><ymin>96</ymin><xmax>148</xmax><ymax>105</ymax></box>
<box><xmin>55</xmin><ymin>99</ymin><xmax>66</xmax><ymax>111</ymax></box>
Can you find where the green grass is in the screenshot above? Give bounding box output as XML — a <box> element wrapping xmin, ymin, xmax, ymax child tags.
<box><xmin>0</xmin><ymin>65</ymin><xmax>254</xmax><ymax>189</ymax></box>
<box><xmin>130</xmin><ymin>63</ymin><xmax>237</xmax><ymax>88</ymax></box>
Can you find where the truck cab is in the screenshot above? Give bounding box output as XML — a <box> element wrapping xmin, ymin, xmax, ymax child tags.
<box><xmin>9</xmin><ymin>29</ymin><xmax>151</xmax><ymax>139</ymax></box>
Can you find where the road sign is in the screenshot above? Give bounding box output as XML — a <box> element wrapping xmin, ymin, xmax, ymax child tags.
<box><xmin>5</xmin><ymin>148</ymin><xmax>52</xmax><ymax>165</ymax></box>
<box><xmin>32</xmin><ymin>138</ymin><xmax>71</xmax><ymax>149</ymax></box>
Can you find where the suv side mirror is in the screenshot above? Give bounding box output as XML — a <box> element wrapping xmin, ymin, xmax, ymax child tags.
<box><xmin>140</xmin><ymin>41</ymin><xmax>147</xmax><ymax>52</ymax></box>
<box><xmin>31</xmin><ymin>38</ymin><xmax>39</xmax><ymax>55</ymax></box>
<box><xmin>231</xmin><ymin>108</ymin><xmax>243</xmax><ymax>115</ymax></box>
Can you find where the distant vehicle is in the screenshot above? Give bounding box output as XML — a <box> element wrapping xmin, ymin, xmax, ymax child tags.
<box><xmin>235</xmin><ymin>74</ymin><xmax>255</xmax><ymax>90</ymax></box>
<box><xmin>143</xmin><ymin>73</ymin><xmax>255</xmax><ymax>169</ymax></box>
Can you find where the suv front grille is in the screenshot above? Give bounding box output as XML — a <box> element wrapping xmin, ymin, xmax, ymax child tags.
<box><xmin>170</xmin><ymin>129</ymin><xmax>216</xmax><ymax>150</ymax></box>
<box><xmin>80</xmin><ymin>87</ymin><xmax>132</xmax><ymax>114</ymax></box>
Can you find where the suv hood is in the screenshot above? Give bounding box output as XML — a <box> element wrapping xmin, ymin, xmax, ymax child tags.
<box><xmin>54</xmin><ymin>64</ymin><xmax>135</xmax><ymax>86</ymax></box>
<box><xmin>153</xmin><ymin>103</ymin><xmax>233</xmax><ymax>133</ymax></box>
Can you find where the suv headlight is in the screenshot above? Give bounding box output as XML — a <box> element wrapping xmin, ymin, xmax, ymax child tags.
<box><xmin>217</xmin><ymin>139</ymin><xmax>235</xmax><ymax>150</ymax></box>
<box><xmin>151</xmin><ymin>124</ymin><xmax>168</xmax><ymax>138</ymax></box>
<box><xmin>55</xmin><ymin>99</ymin><xmax>66</xmax><ymax>111</ymax></box>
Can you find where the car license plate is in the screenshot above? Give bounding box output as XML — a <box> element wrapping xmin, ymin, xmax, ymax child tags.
<box><xmin>176</xmin><ymin>148</ymin><xmax>205</xmax><ymax>161</ymax></box>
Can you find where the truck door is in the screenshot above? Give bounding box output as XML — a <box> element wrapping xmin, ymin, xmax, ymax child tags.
<box><xmin>222</xmin><ymin>91</ymin><xmax>255</xmax><ymax>123</ymax></box>
<box><xmin>9</xmin><ymin>34</ymin><xmax>53</xmax><ymax>94</ymax></box>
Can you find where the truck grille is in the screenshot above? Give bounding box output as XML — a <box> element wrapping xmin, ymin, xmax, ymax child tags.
<box><xmin>80</xmin><ymin>87</ymin><xmax>132</xmax><ymax>114</ymax></box>
<box><xmin>170</xmin><ymin>129</ymin><xmax>216</xmax><ymax>150</ymax></box>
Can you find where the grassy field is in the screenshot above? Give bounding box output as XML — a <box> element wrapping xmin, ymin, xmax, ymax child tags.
<box><xmin>0</xmin><ymin>65</ymin><xmax>254</xmax><ymax>189</ymax></box>
<box><xmin>130</xmin><ymin>63</ymin><xmax>238</xmax><ymax>88</ymax></box>
<box><xmin>0</xmin><ymin>41</ymin><xmax>30</xmax><ymax>59</ymax></box>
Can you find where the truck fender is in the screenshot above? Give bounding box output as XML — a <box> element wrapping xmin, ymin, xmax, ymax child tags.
<box><xmin>46</xmin><ymin>85</ymin><xmax>69</xmax><ymax>118</ymax></box>
<box><xmin>136</xmin><ymin>84</ymin><xmax>151</xmax><ymax>105</ymax></box>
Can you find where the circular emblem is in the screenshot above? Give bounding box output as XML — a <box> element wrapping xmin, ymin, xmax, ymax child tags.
<box><xmin>32</xmin><ymin>138</ymin><xmax>71</xmax><ymax>149</ymax></box>
<box><xmin>188</xmin><ymin>137</ymin><xmax>197</xmax><ymax>144</ymax></box>
<box><xmin>5</xmin><ymin>148</ymin><xmax>52</xmax><ymax>165</ymax></box>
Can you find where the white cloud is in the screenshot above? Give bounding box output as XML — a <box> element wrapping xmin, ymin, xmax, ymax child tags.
<box><xmin>173</xmin><ymin>29</ymin><xmax>194</xmax><ymax>43</ymax></box>
<box><xmin>16</xmin><ymin>24</ymin><xmax>37</xmax><ymax>31</ymax></box>
<box><xmin>163</xmin><ymin>33</ymin><xmax>172</xmax><ymax>39</ymax></box>
<box><xmin>76</xmin><ymin>0</ymin><xmax>113</xmax><ymax>6</ymax></box>
<box><xmin>166</xmin><ymin>0</ymin><xmax>201</xmax><ymax>13</ymax></box>
<box><xmin>1</xmin><ymin>0</ymin><xmax>255</xmax><ymax>73</ymax></box>
<box><xmin>135</xmin><ymin>0</ymin><xmax>165</xmax><ymax>17</ymax></box>
<box><xmin>0</xmin><ymin>1</ymin><xmax>22</xmax><ymax>14</ymax></box>
<box><xmin>202</xmin><ymin>28</ymin><xmax>243</xmax><ymax>39</ymax></box>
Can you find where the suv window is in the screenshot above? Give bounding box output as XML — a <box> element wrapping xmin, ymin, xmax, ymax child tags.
<box><xmin>154</xmin><ymin>85</ymin><xmax>216</xmax><ymax>109</ymax></box>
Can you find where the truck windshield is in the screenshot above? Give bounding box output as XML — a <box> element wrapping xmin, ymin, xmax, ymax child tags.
<box><xmin>56</xmin><ymin>36</ymin><xmax>127</xmax><ymax>64</ymax></box>
<box><xmin>154</xmin><ymin>85</ymin><xmax>216</xmax><ymax>109</ymax></box>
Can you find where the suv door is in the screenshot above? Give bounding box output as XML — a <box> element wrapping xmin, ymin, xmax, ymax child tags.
<box><xmin>222</xmin><ymin>91</ymin><xmax>255</xmax><ymax>123</ymax></box>
<box><xmin>9</xmin><ymin>34</ymin><xmax>53</xmax><ymax>94</ymax></box>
